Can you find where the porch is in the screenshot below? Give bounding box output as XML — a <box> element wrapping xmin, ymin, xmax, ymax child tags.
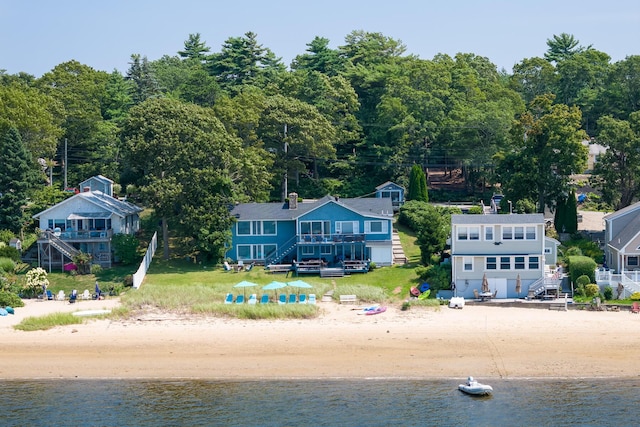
<box><xmin>36</xmin><ymin>229</ymin><xmax>113</xmax><ymax>271</ymax></box>
<box><xmin>595</xmin><ymin>269</ymin><xmax>640</xmax><ymax>298</ymax></box>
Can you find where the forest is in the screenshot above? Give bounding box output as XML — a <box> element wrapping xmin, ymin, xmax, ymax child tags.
<box><xmin>1</xmin><ymin>30</ymin><xmax>640</xmax><ymax>260</ymax></box>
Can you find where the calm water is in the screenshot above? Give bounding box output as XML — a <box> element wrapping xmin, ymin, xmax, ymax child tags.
<box><xmin>2</xmin><ymin>379</ymin><xmax>638</xmax><ymax>426</ymax></box>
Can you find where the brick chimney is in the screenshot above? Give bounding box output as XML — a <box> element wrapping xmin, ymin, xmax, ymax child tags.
<box><xmin>288</xmin><ymin>192</ymin><xmax>298</xmax><ymax>209</ymax></box>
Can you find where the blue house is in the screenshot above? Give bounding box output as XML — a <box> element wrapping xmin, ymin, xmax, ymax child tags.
<box><xmin>375</xmin><ymin>181</ymin><xmax>405</xmax><ymax>211</ymax></box>
<box><xmin>228</xmin><ymin>193</ymin><xmax>395</xmax><ymax>272</ymax></box>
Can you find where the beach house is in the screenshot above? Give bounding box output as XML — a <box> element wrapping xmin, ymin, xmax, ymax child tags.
<box><xmin>375</xmin><ymin>181</ymin><xmax>405</xmax><ymax>212</ymax></box>
<box><xmin>32</xmin><ymin>177</ymin><xmax>143</xmax><ymax>271</ymax></box>
<box><xmin>227</xmin><ymin>193</ymin><xmax>394</xmax><ymax>274</ymax></box>
<box><xmin>450</xmin><ymin>213</ymin><xmax>560</xmax><ymax>299</ymax></box>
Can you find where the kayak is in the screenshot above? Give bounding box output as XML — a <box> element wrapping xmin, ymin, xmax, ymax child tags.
<box><xmin>365</xmin><ymin>306</ymin><xmax>387</xmax><ymax>315</ymax></box>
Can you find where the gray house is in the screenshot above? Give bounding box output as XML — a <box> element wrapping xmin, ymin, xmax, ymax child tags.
<box><xmin>450</xmin><ymin>213</ymin><xmax>558</xmax><ymax>299</ymax></box>
<box><xmin>603</xmin><ymin>201</ymin><xmax>640</xmax><ymax>272</ymax></box>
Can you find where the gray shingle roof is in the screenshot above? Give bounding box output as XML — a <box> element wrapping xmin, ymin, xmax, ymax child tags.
<box><xmin>230</xmin><ymin>196</ymin><xmax>393</xmax><ymax>221</ymax></box>
<box><xmin>451</xmin><ymin>213</ymin><xmax>544</xmax><ymax>225</ymax></box>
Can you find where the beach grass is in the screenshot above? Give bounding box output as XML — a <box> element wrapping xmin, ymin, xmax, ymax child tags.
<box><xmin>14</xmin><ymin>312</ymin><xmax>83</xmax><ymax>331</ymax></box>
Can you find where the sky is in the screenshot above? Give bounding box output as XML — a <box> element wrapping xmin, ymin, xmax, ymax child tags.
<box><xmin>1</xmin><ymin>0</ymin><xmax>639</xmax><ymax>77</ymax></box>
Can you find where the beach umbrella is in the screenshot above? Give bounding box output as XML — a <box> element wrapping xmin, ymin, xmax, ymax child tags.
<box><xmin>233</xmin><ymin>280</ymin><xmax>258</xmax><ymax>298</ymax></box>
<box><xmin>481</xmin><ymin>273</ymin><xmax>490</xmax><ymax>293</ymax></box>
<box><xmin>263</xmin><ymin>281</ymin><xmax>287</xmax><ymax>300</ymax></box>
<box><xmin>287</xmin><ymin>280</ymin><xmax>313</xmax><ymax>295</ymax></box>
<box><xmin>515</xmin><ymin>274</ymin><xmax>522</xmax><ymax>297</ymax></box>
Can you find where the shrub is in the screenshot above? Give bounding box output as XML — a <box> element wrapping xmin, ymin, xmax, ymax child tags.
<box><xmin>0</xmin><ymin>257</ymin><xmax>16</xmax><ymax>273</ymax></box>
<box><xmin>467</xmin><ymin>205</ymin><xmax>484</xmax><ymax>214</ymax></box>
<box><xmin>567</xmin><ymin>256</ymin><xmax>596</xmax><ymax>285</ymax></box>
<box><xmin>0</xmin><ymin>290</ymin><xmax>24</xmax><ymax>307</ymax></box>
<box><xmin>0</xmin><ymin>229</ymin><xmax>15</xmax><ymax>244</ymax></box>
<box><xmin>603</xmin><ymin>285</ymin><xmax>613</xmax><ymax>300</ymax></box>
<box><xmin>23</xmin><ymin>267</ymin><xmax>49</xmax><ymax>298</ymax></box>
<box><xmin>0</xmin><ymin>245</ymin><xmax>20</xmax><ymax>262</ymax></box>
<box><xmin>584</xmin><ymin>284</ymin><xmax>600</xmax><ymax>298</ymax></box>
<box><xmin>90</xmin><ymin>264</ymin><xmax>102</xmax><ymax>275</ymax></box>
<box><xmin>575</xmin><ymin>275</ymin><xmax>591</xmax><ymax>288</ymax></box>
<box><xmin>112</xmin><ymin>233</ymin><xmax>140</xmax><ymax>265</ymax></box>
<box><xmin>630</xmin><ymin>292</ymin><xmax>640</xmax><ymax>301</ymax></box>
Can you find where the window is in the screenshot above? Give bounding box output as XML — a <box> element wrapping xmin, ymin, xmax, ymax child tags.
<box><xmin>335</xmin><ymin>221</ymin><xmax>358</xmax><ymax>234</ymax></box>
<box><xmin>528</xmin><ymin>256</ymin><xmax>540</xmax><ymax>270</ymax></box>
<box><xmin>320</xmin><ymin>245</ymin><xmax>332</xmax><ymax>255</ymax></box>
<box><xmin>262</xmin><ymin>221</ymin><xmax>276</xmax><ymax>235</ymax></box>
<box><xmin>544</xmin><ymin>247</ymin><xmax>552</xmax><ymax>254</ymax></box>
<box><xmin>502</xmin><ymin>227</ymin><xmax>513</xmax><ymax>240</ymax></box>
<box><xmin>514</xmin><ymin>227</ymin><xmax>524</xmax><ymax>240</ymax></box>
<box><xmin>500</xmin><ymin>256</ymin><xmax>511</xmax><ymax>270</ymax></box>
<box><xmin>486</xmin><ymin>257</ymin><xmax>497</xmax><ymax>270</ymax></box>
<box><xmin>303</xmin><ymin>220</ymin><xmax>331</xmax><ymax>235</ymax></box>
<box><xmin>469</xmin><ymin>227</ymin><xmax>480</xmax><ymax>240</ymax></box>
<box><xmin>365</xmin><ymin>220</ymin><xmax>387</xmax><ymax>234</ymax></box>
<box><xmin>526</xmin><ymin>226</ymin><xmax>536</xmax><ymax>240</ymax></box>
<box><xmin>485</xmin><ymin>226</ymin><xmax>494</xmax><ymax>241</ymax></box>
<box><xmin>237</xmin><ymin>245</ymin><xmax>251</xmax><ymax>259</ymax></box>
<box><xmin>302</xmin><ymin>246</ymin><xmax>315</xmax><ymax>255</ymax></box>
<box><xmin>237</xmin><ymin>221</ymin><xmax>251</xmax><ymax>235</ymax></box>
<box><xmin>457</xmin><ymin>227</ymin><xmax>468</xmax><ymax>240</ymax></box>
<box><xmin>628</xmin><ymin>256</ymin><xmax>639</xmax><ymax>266</ymax></box>
<box><xmin>237</xmin><ymin>244</ymin><xmax>277</xmax><ymax>260</ymax></box>
<box><xmin>463</xmin><ymin>257</ymin><xmax>473</xmax><ymax>271</ymax></box>
<box><xmin>514</xmin><ymin>256</ymin><xmax>525</xmax><ymax>270</ymax></box>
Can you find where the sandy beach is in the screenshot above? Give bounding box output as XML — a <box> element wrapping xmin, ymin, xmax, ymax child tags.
<box><xmin>1</xmin><ymin>297</ymin><xmax>639</xmax><ymax>380</ymax></box>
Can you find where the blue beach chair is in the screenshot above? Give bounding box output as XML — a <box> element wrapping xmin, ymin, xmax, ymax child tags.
<box><xmin>278</xmin><ymin>294</ymin><xmax>286</xmax><ymax>305</ymax></box>
<box><xmin>260</xmin><ymin>294</ymin><xmax>269</xmax><ymax>304</ymax></box>
<box><xmin>299</xmin><ymin>294</ymin><xmax>307</xmax><ymax>304</ymax></box>
<box><xmin>288</xmin><ymin>294</ymin><xmax>297</xmax><ymax>304</ymax></box>
<box><xmin>224</xmin><ymin>293</ymin><xmax>233</xmax><ymax>304</ymax></box>
<box><xmin>235</xmin><ymin>295</ymin><xmax>245</xmax><ymax>304</ymax></box>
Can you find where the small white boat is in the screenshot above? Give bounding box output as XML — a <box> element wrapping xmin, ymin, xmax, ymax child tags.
<box><xmin>458</xmin><ymin>377</ymin><xmax>493</xmax><ymax>395</ymax></box>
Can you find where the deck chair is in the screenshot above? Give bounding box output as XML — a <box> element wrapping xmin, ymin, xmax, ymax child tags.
<box><xmin>288</xmin><ymin>294</ymin><xmax>297</xmax><ymax>304</ymax></box>
<box><xmin>308</xmin><ymin>294</ymin><xmax>317</xmax><ymax>305</ymax></box>
<box><xmin>56</xmin><ymin>290</ymin><xmax>66</xmax><ymax>301</ymax></box>
<box><xmin>492</xmin><ymin>289</ymin><xmax>498</xmax><ymax>298</ymax></box>
<box><xmin>245</xmin><ymin>262</ymin><xmax>254</xmax><ymax>272</ymax></box>
<box><xmin>248</xmin><ymin>294</ymin><xmax>257</xmax><ymax>305</ymax></box>
<box><xmin>473</xmin><ymin>289</ymin><xmax>479</xmax><ymax>300</ymax></box>
<box><xmin>235</xmin><ymin>294</ymin><xmax>245</xmax><ymax>304</ymax></box>
<box><xmin>69</xmin><ymin>290</ymin><xmax>78</xmax><ymax>304</ymax></box>
<box><xmin>82</xmin><ymin>289</ymin><xmax>91</xmax><ymax>300</ymax></box>
<box><xmin>260</xmin><ymin>294</ymin><xmax>269</xmax><ymax>304</ymax></box>
<box><xmin>223</xmin><ymin>261</ymin><xmax>233</xmax><ymax>272</ymax></box>
<box><xmin>46</xmin><ymin>289</ymin><xmax>54</xmax><ymax>300</ymax></box>
<box><xmin>631</xmin><ymin>301</ymin><xmax>640</xmax><ymax>314</ymax></box>
<box><xmin>299</xmin><ymin>294</ymin><xmax>307</xmax><ymax>304</ymax></box>
<box><xmin>278</xmin><ymin>294</ymin><xmax>287</xmax><ymax>305</ymax></box>
<box><xmin>224</xmin><ymin>293</ymin><xmax>233</xmax><ymax>304</ymax></box>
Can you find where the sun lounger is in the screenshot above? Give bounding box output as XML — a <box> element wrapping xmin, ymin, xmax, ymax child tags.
<box><xmin>278</xmin><ymin>294</ymin><xmax>286</xmax><ymax>305</ymax></box>
<box><xmin>224</xmin><ymin>293</ymin><xmax>233</xmax><ymax>304</ymax></box>
<box><xmin>223</xmin><ymin>261</ymin><xmax>233</xmax><ymax>272</ymax></box>
<box><xmin>299</xmin><ymin>294</ymin><xmax>307</xmax><ymax>304</ymax></box>
<box><xmin>308</xmin><ymin>294</ymin><xmax>317</xmax><ymax>305</ymax></box>
<box><xmin>248</xmin><ymin>294</ymin><xmax>257</xmax><ymax>305</ymax></box>
<box><xmin>288</xmin><ymin>294</ymin><xmax>297</xmax><ymax>304</ymax></box>
<box><xmin>235</xmin><ymin>295</ymin><xmax>245</xmax><ymax>304</ymax></box>
<box><xmin>260</xmin><ymin>294</ymin><xmax>269</xmax><ymax>304</ymax></box>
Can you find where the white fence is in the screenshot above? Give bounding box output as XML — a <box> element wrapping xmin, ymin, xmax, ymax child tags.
<box><xmin>132</xmin><ymin>232</ymin><xmax>157</xmax><ymax>289</ymax></box>
<box><xmin>595</xmin><ymin>269</ymin><xmax>640</xmax><ymax>298</ymax></box>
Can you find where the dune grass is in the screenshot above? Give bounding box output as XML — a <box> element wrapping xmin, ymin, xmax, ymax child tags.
<box><xmin>14</xmin><ymin>312</ymin><xmax>84</xmax><ymax>331</ymax></box>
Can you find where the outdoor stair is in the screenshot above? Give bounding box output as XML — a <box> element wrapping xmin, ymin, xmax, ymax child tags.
<box><xmin>392</xmin><ymin>230</ymin><xmax>407</xmax><ymax>264</ymax></box>
<box><xmin>45</xmin><ymin>231</ymin><xmax>81</xmax><ymax>259</ymax></box>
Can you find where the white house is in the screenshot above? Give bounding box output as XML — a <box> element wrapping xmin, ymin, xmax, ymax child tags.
<box><xmin>450</xmin><ymin>213</ymin><xmax>559</xmax><ymax>299</ymax></box>
<box><xmin>32</xmin><ymin>182</ymin><xmax>142</xmax><ymax>271</ymax></box>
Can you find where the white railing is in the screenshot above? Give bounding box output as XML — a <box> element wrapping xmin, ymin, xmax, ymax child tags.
<box><xmin>594</xmin><ymin>269</ymin><xmax>640</xmax><ymax>298</ymax></box>
<box><xmin>132</xmin><ymin>232</ymin><xmax>157</xmax><ymax>289</ymax></box>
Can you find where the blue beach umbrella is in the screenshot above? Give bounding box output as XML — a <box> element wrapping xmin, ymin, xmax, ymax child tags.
<box><xmin>287</xmin><ymin>280</ymin><xmax>313</xmax><ymax>295</ymax></box>
<box><xmin>263</xmin><ymin>281</ymin><xmax>288</xmax><ymax>300</ymax></box>
<box><xmin>233</xmin><ymin>280</ymin><xmax>258</xmax><ymax>298</ymax></box>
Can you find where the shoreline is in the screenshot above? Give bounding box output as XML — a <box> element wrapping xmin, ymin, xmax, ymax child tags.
<box><xmin>2</xmin><ymin>299</ymin><xmax>639</xmax><ymax>381</ymax></box>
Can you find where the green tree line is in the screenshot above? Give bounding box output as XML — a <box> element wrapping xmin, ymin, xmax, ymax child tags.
<box><xmin>2</xmin><ymin>30</ymin><xmax>640</xmax><ymax>260</ymax></box>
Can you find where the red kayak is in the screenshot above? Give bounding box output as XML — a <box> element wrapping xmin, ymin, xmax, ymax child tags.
<box><xmin>365</xmin><ymin>306</ymin><xmax>387</xmax><ymax>315</ymax></box>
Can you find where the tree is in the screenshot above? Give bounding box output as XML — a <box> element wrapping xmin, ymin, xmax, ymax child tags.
<box><xmin>407</xmin><ymin>164</ymin><xmax>428</xmax><ymax>202</ymax></box>
<box><xmin>178</xmin><ymin>33</ymin><xmax>211</xmax><ymax>62</ymax></box>
<box><xmin>496</xmin><ymin>95</ymin><xmax>588</xmax><ymax>212</ymax></box>
<box><xmin>510</xmin><ymin>57</ymin><xmax>557</xmax><ymax>103</ymax></box>
<box><xmin>0</xmin><ymin>127</ymin><xmax>34</xmax><ymax>233</ymax></box>
<box><xmin>291</xmin><ymin>36</ymin><xmax>344</xmax><ymax>75</ymax></box>
<box><xmin>590</xmin><ymin>113</ymin><xmax>640</xmax><ymax>209</ymax></box>
<box><xmin>554</xmin><ymin>189</ymin><xmax>578</xmax><ymax>234</ymax></box>
<box><xmin>126</xmin><ymin>54</ymin><xmax>162</xmax><ymax>104</ymax></box>
<box><xmin>121</xmin><ymin>98</ymin><xmax>271</xmax><ymax>260</ymax></box>
<box><xmin>544</xmin><ymin>33</ymin><xmax>588</xmax><ymax>63</ymax></box>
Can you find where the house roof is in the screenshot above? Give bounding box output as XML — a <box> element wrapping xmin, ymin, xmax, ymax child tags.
<box><xmin>451</xmin><ymin>213</ymin><xmax>544</xmax><ymax>225</ymax></box>
<box><xmin>603</xmin><ymin>201</ymin><xmax>640</xmax><ymax>221</ymax></box>
<box><xmin>375</xmin><ymin>181</ymin><xmax>405</xmax><ymax>191</ymax></box>
<box><xmin>80</xmin><ymin>174</ymin><xmax>114</xmax><ymax>186</ymax></box>
<box><xmin>609</xmin><ymin>214</ymin><xmax>640</xmax><ymax>251</ymax></box>
<box><xmin>230</xmin><ymin>196</ymin><xmax>394</xmax><ymax>221</ymax></box>
<box><xmin>33</xmin><ymin>190</ymin><xmax>143</xmax><ymax>219</ymax></box>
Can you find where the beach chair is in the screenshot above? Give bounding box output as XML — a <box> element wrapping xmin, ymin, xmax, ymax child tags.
<box><xmin>248</xmin><ymin>294</ymin><xmax>257</xmax><ymax>305</ymax></box>
<box><xmin>56</xmin><ymin>290</ymin><xmax>66</xmax><ymax>301</ymax></box>
<box><xmin>260</xmin><ymin>294</ymin><xmax>269</xmax><ymax>304</ymax></box>
<box><xmin>308</xmin><ymin>294</ymin><xmax>317</xmax><ymax>305</ymax></box>
<box><xmin>245</xmin><ymin>262</ymin><xmax>254</xmax><ymax>272</ymax></box>
<box><xmin>299</xmin><ymin>294</ymin><xmax>307</xmax><ymax>304</ymax></box>
<box><xmin>473</xmin><ymin>289</ymin><xmax>479</xmax><ymax>301</ymax></box>
<box><xmin>631</xmin><ymin>301</ymin><xmax>640</xmax><ymax>314</ymax></box>
<box><xmin>235</xmin><ymin>294</ymin><xmax>245</xmax><ymax>304</ymax></box>
<box><xmin>82</xmin><ymin>289</ymin><xmax>91</xmax><ymax>300</ymax></box>
<box><xmin>69</xmin><ymin>289</ymin><xmax>78</xmax><ymax>304</ymax></box>
<box><xmin>223</xmin><ymin>261</ymin><xmax>233</xmax><ymax>272</ymax></box>
<box><xmin>278</xmin><ymin>294</ymin><xmax>287</xmax><ymax>305</ymax></box>
<box><xmin>288</xmin><ymin>294</ymin><xmax>297</xmax><ymax>304</ymax></box>
<box><xmin>46</xmin><ymin>289</ymin><xmax>54</xmax><ymax>300</ymax></box>
<box><xmin>224</xmin><ymin>293</ymin><xmax>233</xmax><ymax>304</ymax></box>
<box><xmin>236</xmin><ymin>260</ymin><xmax>244</xmax><ymax>272</ymax></box>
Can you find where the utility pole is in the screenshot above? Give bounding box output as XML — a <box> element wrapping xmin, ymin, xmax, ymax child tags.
<box><xmin>64</xmin><ymin>138</ymin><xmax>68</xmax><ymax>189</ymax></box>
<box><xmin>283</xmin><ymin>124</ymin><xmax>288</xmax><ymax>201</ymax></box>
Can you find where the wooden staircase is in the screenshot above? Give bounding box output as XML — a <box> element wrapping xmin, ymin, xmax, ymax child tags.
<box><xmin>392</xmin><ymin>230</ymin><xmax>407</xmax><ymax>264</ymax></box>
